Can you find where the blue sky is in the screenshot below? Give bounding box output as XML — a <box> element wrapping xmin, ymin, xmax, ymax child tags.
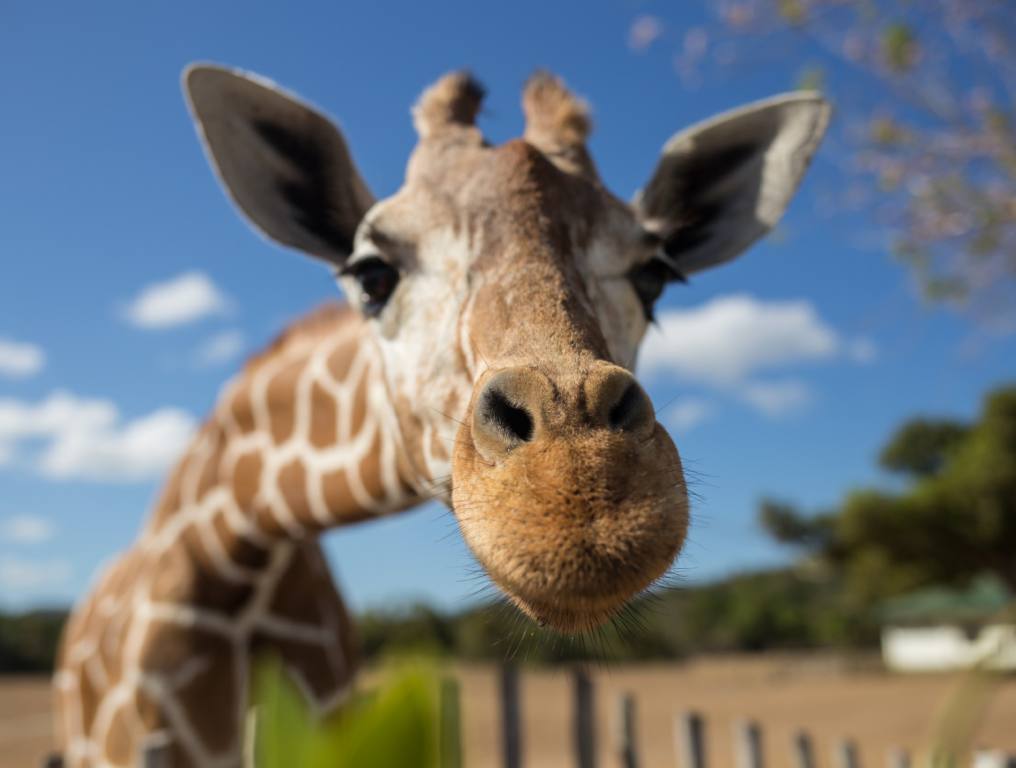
<box><xmin>1</xmin><ymin>1</ymin><xmax>1013</xmax><ymax>612</ymax></box>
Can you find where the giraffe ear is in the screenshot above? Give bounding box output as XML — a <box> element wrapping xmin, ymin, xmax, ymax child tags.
<box><xmin>634</xmin><ymin>92</ymin><xmax>830</xmax><ymax>277</ymax></box>
<box><xmin>184</xmin><ymin>63</ymin><xmax>375</xmax><ymax>266</ymax></box>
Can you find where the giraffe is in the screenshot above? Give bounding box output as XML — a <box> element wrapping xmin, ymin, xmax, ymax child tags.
<box><xmin>53</xmin><ymin>64</ymin><xmax>829</xmax><ymax>767</ymax></box>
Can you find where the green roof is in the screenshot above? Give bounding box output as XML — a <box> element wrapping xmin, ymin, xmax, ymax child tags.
<box><xmin>880</xmin><ymin>575</ymin><xmax>1014</xmax><ymax>626</ymax></box>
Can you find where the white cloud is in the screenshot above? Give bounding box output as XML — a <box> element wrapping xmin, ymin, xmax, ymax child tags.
<box><xmin>739</xmin><ymin>379</ymin><xmax>813</xmax><ymax>417</ymax></box>
<box><xmin>0</xmin><ymin>515</ymin><xmax>56</xmax><ymax>544</ymax></box>
<box><xmin>639</xmin><ymin>295</ymin><xmax>876</xmax><ymax>419</ymax></box>
<box><xmin>0</xmin><ymin>556</ymin><xmax>71</xmax><ymax>591</ymax></box>
<box><xmin>0</xmin><ymin>338</ymin><xmax>45</xmax><ymax>378</ymax></box>
<box><xmin>195</xmin><ymin>329</ymin><xmax>246</xmax><ymax>367</ymax></box>
<box><xmin>628</xmin><ymin>15</ymin><xmax>664</xmax><ymax>52</ymax></box>
<box><xmin>124</xmin><ymin>271</ymin><xmax>229</xmax><ymax>329</ymax></box>
<box><xmin>664</xmin><ymin>398</ymin><xmax>714</xmax><ymax>433</ymax></box>
<box><xmin>640</xmin><ymin>295</ymin><xmax>842</xmax><ymax>384</ymax></box>
<box><xmin>0</xmin><ymin>391</ymin><xmax>196</xmax><ymax>482</ymax></box>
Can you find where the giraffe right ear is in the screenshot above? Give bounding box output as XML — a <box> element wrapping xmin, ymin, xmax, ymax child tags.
<box><xmin>184</xmin><ymin>63</ymin><xmax>375</xmax><ymax>266</ymax></box>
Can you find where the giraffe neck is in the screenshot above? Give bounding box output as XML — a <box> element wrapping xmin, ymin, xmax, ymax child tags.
<box><xmin>144</xmin><ymin>304</ymin><xmax>434</xmax><ymax>560</ymax></box>
<box><xmin>55</xmin><ymin>305</ymin><xmax>447</xmax><ymax>767</ymax></box>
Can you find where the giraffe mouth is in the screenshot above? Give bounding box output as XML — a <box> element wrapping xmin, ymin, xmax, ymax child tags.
<box><xmin>483</xmin><ymin>533</ymin><xmax>680</xmax><ymax>634</ymax></box>
<box><xmin>501</xmin><ymin>581</ymin><xmax>653</xmax><ymax>634</ymax></box>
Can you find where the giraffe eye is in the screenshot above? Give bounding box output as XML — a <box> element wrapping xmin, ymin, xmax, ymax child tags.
<box><xmin>628</xmin><ymin>258</ymin><xmax>679</xmax><ymax>321</ymax></box>
<box><xmin>342</xmin><ymin>257</ymin><xmax>400</xmax><ymax>317</ymax></box>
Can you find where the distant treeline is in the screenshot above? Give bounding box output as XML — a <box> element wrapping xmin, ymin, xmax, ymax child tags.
<box><xmin>357</xmin><ymin>566</ymin><xmax>875</xmax><ymax>664</ymax></box>
<box><xmin>0</xmin><ymin>610</ymin><xmax>66</xmax><ymax>673</ymax></box>
<box><xmin>0</xmin><ymin>566</ymin><xmax>875</xmax><ymax>674</ymax></box>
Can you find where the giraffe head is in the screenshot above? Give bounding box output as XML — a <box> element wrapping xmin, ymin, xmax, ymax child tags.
<box><xmin>185</xmin><ymin>65</ymin><xmax>829</xmax><ymax>632</ymax></box>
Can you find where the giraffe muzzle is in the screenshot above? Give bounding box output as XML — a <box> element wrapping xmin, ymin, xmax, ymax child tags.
<box><xmin>452</xmin><ymin>362</ymin><xmax>689</xmax><ymax>633</ymax></box>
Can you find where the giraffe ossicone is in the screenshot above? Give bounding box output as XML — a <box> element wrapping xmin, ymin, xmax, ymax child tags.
<box><xmin>54</xmin><ymin>63</ymin><xmax>830</xmax><ymax>766</ymax></box>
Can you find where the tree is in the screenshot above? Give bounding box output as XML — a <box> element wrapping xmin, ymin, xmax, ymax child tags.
<box><xmin>760</xmin><ymin>384</ymin><xmax>1016</xmax><ymax>603</ymax></box>
<box><xmin>878</xmin><ymin>419</ymin><xmax>970</xmax><ymax>477</ymax></box>
<box><xmin>630</xmin><ymin>2</ymin><xmax>1016</xmax><ymax>328</ymax></box>
<box><xmin>759</xmin><ymin>498</ymin><xmax>834</xmax><ymax>549</ymax></box>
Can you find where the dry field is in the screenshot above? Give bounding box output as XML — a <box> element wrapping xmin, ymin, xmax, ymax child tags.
<box><xmin>457</xmin><ymin>657</ymin><xmax>1016</xmax><ymax>767</ymax></box>
<box><xmin>0</xmin><ymin>676</ymin><xmax>53</xmax><ymax>768</ymax></box>
<box><xmin>3</xmin><ymin>656</ymin><xmax>1015</xmax><ymax>767</ymax></box>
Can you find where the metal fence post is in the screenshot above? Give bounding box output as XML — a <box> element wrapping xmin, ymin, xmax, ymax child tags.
<box><xmin>574</xmin><ymin>667</ymin><xmax>597</xmax><ymax>768</ymax></box>
<box><xmin>734</xmin><ymin>720</ymin><xmax>764</xmax><ymax>768</ymax></box>
<box><xmin>500</xmin><ymin>663</ymin><xmax>521</xmax><ymax>768</ymax></box>
<box><xmin>836</xmin><ymin>739</ymin><xmax>860</xmax><ymax>768</ymax></box>
<box><xmin>615</xmin><ymin>693</ymin><xmax>639</xmax><ymax>768</ymax></box>
<box><xmin>676</xmin><ymin>712</ymin><xmax>707</xmax><ymax>768</ymax></box>
<box><xmin>793</xmin><ymin>731</ymin><xmax>816</xmax><ymax>768</ymax></box>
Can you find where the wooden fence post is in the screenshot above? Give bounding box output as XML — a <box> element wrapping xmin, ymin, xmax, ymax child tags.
<box><xmin>734</xmin><ymin>720</ymin><xmax>764</xmax><ymax>768</ymax></box>
<box><xmin>500</xmin><ymin>664</ymin><xmax>521</xmax><ymax>768</ymax></box>
<box><xmin>836</xmin><ymin>739</ymin><xmax>860</xmax><ymax>768</ymax></box>
<box><xmin>886</xmin><ymin>747</ymin><xmax>910</xmax><ymax>768</ymax></box>
<box><xmin>573</xmin><ymin>667</ymin><xmax>597</xmax><ymax>768</ymax></box>
<box><xmin>615</xmin><ymin>693</ymin><xmax>639</xmax><ymax>768</ymax></box>
<box><xmin>793</xmin><ymin>731</ymin><xmax>816</xmax><ymax>768</ymax></box>
<box><xmin>675</xmin><ymin>712</ymin><xmax>707</xmax><ymax>768</ymax></box>
<box><xmin>440</xmin><ymin>675</ymin><xmax>462</xmax><ymax>768</ymax></box>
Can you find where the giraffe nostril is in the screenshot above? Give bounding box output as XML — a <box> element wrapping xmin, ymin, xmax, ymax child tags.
<box><xmin>608</xmin><ymin>384</ymin><xmax>642</xmax><ymax>430</ymax></box>
<box><xmin>603</xmin><ymin>380</ymin><xmax>654</xmax><ymax>434</ymax></box>
<box><xmin>470</xmin><ymin>368</ymin><xmax>551</xmax><ymax>461</ymax></box>
<box><xmin>482</xmin><ymin>389</ymin><xmax>534</xmax><ymax>444</ymax></box>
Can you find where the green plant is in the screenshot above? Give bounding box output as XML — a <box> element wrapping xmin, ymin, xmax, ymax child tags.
<box><xmin>251</xmin><ymin>656</ymin><xmax>441</xmax><ymax>768</ymax></box>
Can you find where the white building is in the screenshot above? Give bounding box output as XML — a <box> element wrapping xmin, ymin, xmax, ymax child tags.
<box><xmin>880</xmin><ymin>576</ymin><xmax>1016</xmax><ymax>673</ymax></box>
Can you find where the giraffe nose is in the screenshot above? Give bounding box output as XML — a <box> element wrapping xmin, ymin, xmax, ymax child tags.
<box><xmin>471</xmin><ymin>365</ymin><xmax>656</xmax><ymax>460</ymax></box>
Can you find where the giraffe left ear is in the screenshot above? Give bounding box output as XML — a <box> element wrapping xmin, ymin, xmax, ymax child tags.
<box><xmin>184</xmin><ymin>63</ymin><xmax>375</xmax><ymax>266</ymax></box>
<box><xmin>634</xmin><ymin>92</ymin><xmax>830</xmax><ymax>277</ymax></box>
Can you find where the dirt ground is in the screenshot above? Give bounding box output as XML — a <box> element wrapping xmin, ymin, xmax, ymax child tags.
<box><xmin>3</xmin><ymin>656</ymin><xmax>1015</xmax><ymax>767</ymax></box>
<box><xmin>457</xmin><ymin>657</ymin><xmax>1016</xmax><ymax>768</ymax></box>
<box><xmin>0</xmin><ymin>676</ymin><xmax>54</xmax><ymax>768</ymax></box>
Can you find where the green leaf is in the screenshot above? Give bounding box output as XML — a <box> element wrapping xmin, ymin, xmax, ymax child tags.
<box><xmin>777</xmin><ymin>0</ymin><xmax>807</xmax><ymax>25</ymax></box>
<box><xmin>882</xmin><ymin>23</ymin><xmax>918</xmax><ymax>72</ymax></box>
<box><xmin>795</xmin><ymin>66</ymin><xmax>825</xmax><ymax>93</ymax></box>
<box><xmin>252</xmin><ymin>657</ymin><xmax>441</xmax><ymax>768</ymax></box>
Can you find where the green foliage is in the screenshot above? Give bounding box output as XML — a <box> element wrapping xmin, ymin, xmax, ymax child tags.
<box><xmin>0</xmin><ymin>610</ymin><xmax>65</xmax><ymax>673</ymax></box>
<box><xmin>795</xmin><ymin>66</ymin><xmax>826</xmax><ymax>93</ymax></box>
<box><xmin>652</xmin><ymin>569</ymin><xmax>872</xmax><ymax>650</ymax></box>
<box><xmin>878</xmin><ymin>419</ymin><xmax>969</xmax><ymax>477</ymax></box>
<box><xmin>777</xmin><ymin>0</ymin><xmax>807</xmax><ymax>25</ymax></box>
<box><xmin>868</xmin><ymin>117</ymin><xmax>911</xmax><ymax>149</ymax></box>
<box><xmin>762</xmin><ymin>384</ymin><xmax>1016</xmax><ymax>613</ymax></box>
<box><xmin>759</xmin><ymin>499</ymin><xmax>834</xmax><ymax>549</ymax></box>
<box><xmin>882</xmin><ymin>22</ymin><xmax>918</xmax><ymax>72</ymax></box>
<box><xmin>252</xmin><ymin>656</ymin><xmax>439</xmax><ymax>768</ymax></box>
<box><xmin>348</xmin><ymin>566</ymin><xmax>876</xmax><ymax>664</ymax></box>
<box><xmin>359</xmin><ymin>605</ymin><xmax>456</xmax><ymax>659</ymax></box>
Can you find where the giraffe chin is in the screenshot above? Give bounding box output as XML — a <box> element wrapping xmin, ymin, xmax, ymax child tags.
<box><xmin>451</xmin><ymin>425</ymin><xmax>690</xmax><ymax>634</ymax></box>
<box><xmin>497</xmin><ymin>567</ymin><xmax>670</xmax><ymax>634</ymax></box>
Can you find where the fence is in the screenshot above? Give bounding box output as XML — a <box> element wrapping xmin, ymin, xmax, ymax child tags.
<box><xmin>442</xmin><ymin>665</ymin><xmax>1016</xmax><ymax>768</ymax></box>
